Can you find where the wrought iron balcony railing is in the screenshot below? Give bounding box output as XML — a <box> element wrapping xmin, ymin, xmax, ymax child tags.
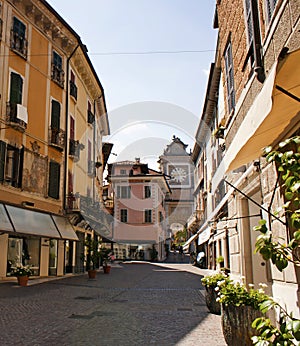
<box><xmin>6</xmin><ymin>102</ymin><xmax>27</xmax><ymax>131</ymax></box>
<box><xmin>51</xmin><ymin>64</ymin><xmax>65</xmax><ymax>88</ymax></box>
<box><xmin>49</xmin><ymin>127</ymin><xmax>65</xmax><ymax>150</ymax></box>
<box><xmin>10</xmin><ymin>29</ymin><xmax>28</xmax><ymax>59</ymax></box>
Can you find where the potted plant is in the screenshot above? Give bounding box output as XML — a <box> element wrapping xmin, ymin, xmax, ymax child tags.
<box><xmin>216</xmin><ymin>279</ymin><xmax>269</xmax><ymax>345</ymax></box>
<box><xmin>100</xmin><ymin>247</ymin><xmax>115</xmax><ymax>274</ymax></box>
<box><xmin>82</xmin><ymin>237</ymin><xmax>102</xmax><ymax>279</ymax></box>
<box><xmin>201</xmin><ymin>270</ymin><xmax>230</xmax><ymax>315</ymax></box>
<box><xmin>11</xmin><ymin>264</ymin><xmax>33</xmax><ymax>286</ymax></box>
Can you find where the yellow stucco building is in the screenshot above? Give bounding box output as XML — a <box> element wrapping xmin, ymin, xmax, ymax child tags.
<box><xmin>0</xmin><ymin>0</ymin><xmax>110</xmax><ymax>279</ymax></box>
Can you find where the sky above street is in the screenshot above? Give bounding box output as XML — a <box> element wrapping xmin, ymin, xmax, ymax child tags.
<box><xmin>47</xmin><ymin>0</ymin><xmax>218</xmax><ymax>169</ymax></box>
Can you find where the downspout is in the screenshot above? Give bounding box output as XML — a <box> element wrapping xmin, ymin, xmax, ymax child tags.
<box><xmin>250</xmin><ymin>0</ymin><xmax>265</xmax><ymax>83</ymax></box>
<box><xmin>63</xmin><ymin>44</ymin><xmax>80</xmax><ymax>212</ymax></box>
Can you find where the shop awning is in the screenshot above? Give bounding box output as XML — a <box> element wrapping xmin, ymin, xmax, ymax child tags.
<box><xmin>198</xmin><ymin>227</ymin><xmax>212</xmax><ymax>245</ymax></box>
<box><xmin>183</xmin><ymin>233</ymin><xmax>199</xmax><ymax>250</ymax></box>
<box><xmin>1</xmin><ymin>204</ymin><xmax>78</xmax><ymax>240</ymax></box>
<box><xmin>51</xmin><ymin>215</ymin><xmax>79</xmax><ymax>241</ymax></box>
<box><xmin>0</xmin><ymin>204</ymin><xmax>14</xmax><ymax>232</ymax></box>
<box><xmin>224</xmin><ymin>48</ymin><xmax>300</xmax><ymax>172</ymax></box>
<box><xmin>6</xmin><ymin>205</ymin><xmax>61</xmax><ymax>239</ymax></box>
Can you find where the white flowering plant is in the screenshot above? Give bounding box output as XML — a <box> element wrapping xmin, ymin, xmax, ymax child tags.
<box><xmin>216</xmin><ymin>280</ymin><xmax>269</xmax><ymax>310</ymax></box>
<box><xmin>201</xmin><ymin>271</ymin><xmax>230</xmax><ymax>288</ymax></box>
<box><xmin>11</xmin><ymin>264</ymin><xmax>33</xmax><ymax>277</ymax></box>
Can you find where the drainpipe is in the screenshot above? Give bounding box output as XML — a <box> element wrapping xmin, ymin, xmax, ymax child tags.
<box><xmin>63</xmin><ymin>44</ymin><xmax>80</xmax><ymax>212</ymax></box>
<box><xmin>250</xmin><ymin>0</ymin><xmax>265</xmax><ymax>83</ymax></box>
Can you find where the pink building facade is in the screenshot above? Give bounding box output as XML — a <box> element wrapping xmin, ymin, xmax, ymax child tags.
<box><xmin>107</xmin><ymin>159</ymin><xmax>170</xmax><ymax>261</ymax></box>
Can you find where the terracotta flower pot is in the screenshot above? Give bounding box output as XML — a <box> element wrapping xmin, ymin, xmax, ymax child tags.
<box><xmin>103</xmin><ymin>265</ymin><xmax>111</xmax><ymax>274</ymax></box>
<box><xmin>88</xmin><ymin>269</ymin><xmax>97</xmax><ymax>279</ymax></box>
<box><xmin>221</xmin><ymin>304</ymin><xmax>262</xmax><ymax>345</ymax></box>
<box><xmin>17</xmin><ymin>276</ymin><xmax>29</xmax><ymax>286</ymax></box>
<box><xmin>205</xmin><ymin>285</ymin><xmax>221</xmax><ymax>315</ymax></box>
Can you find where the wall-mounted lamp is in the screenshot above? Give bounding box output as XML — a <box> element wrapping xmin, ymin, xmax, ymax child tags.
<box><xmin>21</xmin><ymin>201</ymin><xmax>35</xmax><ymax>207</ymax></box>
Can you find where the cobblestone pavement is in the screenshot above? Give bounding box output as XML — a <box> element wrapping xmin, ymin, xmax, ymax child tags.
<box><xmin>0</xmin><ymin>262</ymin><xmax>226</xmax><ymax>346</ymax></box>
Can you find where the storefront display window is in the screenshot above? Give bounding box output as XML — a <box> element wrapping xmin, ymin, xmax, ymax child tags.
<box><xmin>7</xmin><ymin>236</ymin><xmax>40</xmax><ymax>276</ymax></box>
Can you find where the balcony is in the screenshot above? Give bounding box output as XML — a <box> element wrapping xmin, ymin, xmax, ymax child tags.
<box><xmin>6</xmin><ymin>102</ymin><xmax>27</xmax><ymax>131</ymax></box>
<box><xmin>49</xmin><ymin>127</ymin><xmax>65</xmax><ymax>150</ymax></box>
<box><xmin>87</xmin><ymin>110</ymin><xmax>95</xmax><ymax>125</ymax></box>
<box><xmin>10</xmin><ymin>29</ymin><xmax>28</xmax><ymax>59</ymax></box>
<box><xmin>69</xmin><ymin>138</ymin><xmax>80</xmax><ymax>160</ymax></box>
<box><xmin>70</xmin><ymin>80</ymin><xmax>77</xmax><ymax>100</ymax></box>
<box><xmin>51</xmin><ymin>64</ymin><xmax>65</xmax><ymax>88</ymax></box>
<box><xmin>66</xmin><ymin>194</ymin><xmax>80</xmax><ymax>212</ymax></box>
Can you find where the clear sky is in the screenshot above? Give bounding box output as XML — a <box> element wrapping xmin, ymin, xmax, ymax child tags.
<box><xmin>47</xmin><ymin>0</ymin><xmax>218</xmax><ymax>169</ymax></box>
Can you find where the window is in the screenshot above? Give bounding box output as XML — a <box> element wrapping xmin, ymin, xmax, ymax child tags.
<box><xmin>49</xmin><ymin>100</ymin><xmax>64</xmax><ymax>148</ymax></box>
<box><xmin>159</xmin><ymin>211</ymin><xmax>163</xmax><ymax>223</ymax></box>
<box><xmin>120</xmin><ymin>169</ymin><xmax>127</xmax><ymax>175</ymax></box>
<box><xmin>87</xmin><ymin>140</ymin><xmax>94</xmax><ymax>175</ymax></box>
<box><xmin>117</xmin><ymin>186</ymin><xmax>131</xmax><ymax>199</ymax></box>
<box><xmin>48</xmin><ymin>161</ymin><xmax>60</xmax><ymax>199</ymax></box>
<box><xmin>224</xmin><ymin>41</ymin><xmax>235</xmax><ymax>114</ymax></box>
<box><xmin>10</xmin><ymin>17</ymin><xmax>27</xmax><ymax>58</ymax></box>
<box><xmin>87</xmin><ymin>101</ymin><xmax>94</xmax><ymax>124</ymax></box>
<box><xmin>0</xmin><ymin>141</ymin><xmax>23</xmax><ymax>188</ymax></box>
<box><xmin>265</xmin><ymin>0</ymin><xmax>278</xmax><ymax>22</ymax></box>
<box><xmin>145</xmin><ymin>209</ymin><xmax>152</xmax><ymax>223</ymax></box>
<box><xmin>52</xmin><ymin>51</ymin><xmax>64</xmax><ymax>87</ymax></box>
<box><xmin>244</xmin><ymin>0</ymin><xmax>255</xmax><ymax>68</ymax></box>
<box><xmin>120</xmin><ymin>209</ymin><xmax>128</xmax><ymax>223</ymax></box>
<box><xmin>70</xmin><ymin>71</ymin><xmax>77</xmax><ymax>100</ymax></box>
<box><xmin>144</xmin><ymin>185</ymin><xmax>151</xmax><ymax>198</ymax></box>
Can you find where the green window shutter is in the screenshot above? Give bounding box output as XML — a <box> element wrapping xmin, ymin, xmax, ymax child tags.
<box><xmin>0</xmin><ymin>141</ymin><xmax>7</xmax><ymax>182</ymax></box>
<box><xmin>10</xmin><ymin>72</ymin><xmax>23</xmax><ymax>104</ymax></box>
<box><xmin>48</xmin><ymin>161</ymin><xmax>60</xmax><ymax>199</ymax></box>
<box><xmin>51</xmin><ymin>100</ymin><xmax>60</xmax><ymax>129</ymax></box>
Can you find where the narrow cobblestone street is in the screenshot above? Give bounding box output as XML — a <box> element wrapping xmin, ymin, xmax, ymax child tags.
<box><xmin>0</xmin><ymin>262</ymin><xmax>226</xmax><ymax>346</ymax></box>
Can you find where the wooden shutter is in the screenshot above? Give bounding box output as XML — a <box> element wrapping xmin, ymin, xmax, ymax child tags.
<box><xmin>70</xmin><ymin>116</ymin><xmax>75</xmax><ymax>140</ymax></box>
<box><xmin>10</xmin><ymin>72</ymin><xmax>23</xmax><ymax>104</ymax></box>
<box><xmin>48</xmin><ymin>161</ymin><xmax>60</xmax><ymax>199</ymax></box>
<box><xmin>0</xmin><ymin>141</ymin><xmax>6</xmax><ymax>182</ymax></box>
<box><xmin>51</xmin><ymin>100</ymin><xmax>60</xmax><ymax>129</ymax></box>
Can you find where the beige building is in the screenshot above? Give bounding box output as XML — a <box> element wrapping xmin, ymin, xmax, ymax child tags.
<box><xmin>0</xmin><ymin>0</ymin><xmax>109</xmax><ymax>278</ymax></box>
<box><xmin>188</xmin><ymin>0</ymin><xmax>299</xmax><ymax>317</ymax></box>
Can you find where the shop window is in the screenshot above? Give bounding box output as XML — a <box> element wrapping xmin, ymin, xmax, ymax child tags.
<box><xmin>49</xmin><ymin>239</ymin><xmax>58</xmax><ymax>276</ymax></box>
<box><xmin>48</xmin><ymin>161</ymin><xmax>60</xmax><ymax>199</ymax></box>
<box><xmin>7</xmin><ymin>236</ymin><xmax>40</xmax><ymax>276</ymax></box>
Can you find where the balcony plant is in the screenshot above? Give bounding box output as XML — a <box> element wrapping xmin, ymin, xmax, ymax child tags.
<box><xmin>82</xmin><ymin>237</ymin><xmax>102</xmax><ymax>278</ymax></box>
<box><xmin>100</xmin><ymin>247</ymin><xmax>115</xmax><ymax>274</ymax></box>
